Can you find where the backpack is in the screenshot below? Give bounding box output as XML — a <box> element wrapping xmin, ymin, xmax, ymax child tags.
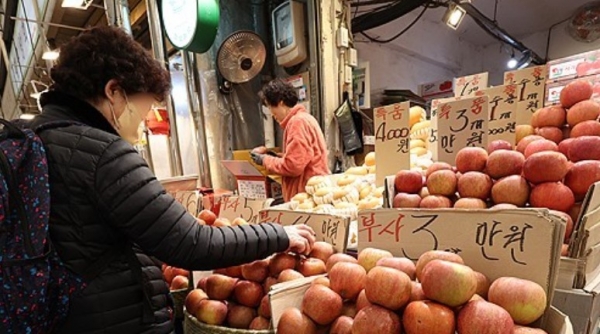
<box><xmin>0</xmin><ymin>119</ymin><xmax>85</xmax><ymax>333</ymax></box>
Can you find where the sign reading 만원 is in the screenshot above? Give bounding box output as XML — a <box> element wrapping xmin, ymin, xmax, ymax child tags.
<box><xmin>454</xmin><ymin>72</ymin><xmax>489</xmax><ymax>97</ymax></box>
<box><xmin>504</xmin><ymin>65</ymin><xmax>547</xmax><ymax>86</ymax></box>
<box><xmin>259</xmin><ymin>209</ymin><xmax>350</xmax><ymax>252</ymax></box>
<box><xmin>373</xmin><ymin>102</ymin><xmax>411</xmax><ymax>187</ymax></box>
<box><xmin>357</xmin><ymin>209</ymin><xmax>562</xmax><ymax>293</ymax></box>
<box><xmin>436</xmin><ymin>96</ymin><xmax>489</xmax><ymax>165</ymax></box>
<box><xmin>219</xmin><ymin>196</ymin><xmax>274</xmax><ymax>224</ymax></box>
<box><xmin>174</xmin><ymin>191</ymin><xmax>201</xmax><ymax>216</ymax></box>
<box><xmin>478</xmin><ymin>85</ymin><xmax>518</xmax><ymax>144</ymax></box>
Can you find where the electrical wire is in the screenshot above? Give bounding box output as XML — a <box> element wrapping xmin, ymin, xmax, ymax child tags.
<box><xmin>360</xmin><ymin>0</ymin><xmax>432</xmax><ymax>44</ymax></box>
<box><xmin>545</xmin><ymin>16</ymin><xmax>571</xmax><ymax>61</ymax></box>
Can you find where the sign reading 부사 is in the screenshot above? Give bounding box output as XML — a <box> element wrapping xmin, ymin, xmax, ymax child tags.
<box><xmin>219</xmin><ymin>196</ymin><xmax>274</xmax><ymax>224</ymax></box>
<box><xmin>454</xmin><ymin>72</ymin><xmax>489</xmax><ymax>97</ymax></box>
<box><xmin>260</xmin><ymin>209</ymin><xmax>350</xmax><ymax>252</ymax></box>
<box><xmin>373</xmin><ymin>102</ymin><xmax>411</xmax><ymax>187</ymax></box>
<box><xmin>357</xmin><ymin>209</ymin><xmax>563</xmax><ymax>295</ymax></box>
<box><xmin>478</xmin><ymin>85</ymin><xmax>518</xmax><ymax>144</ymax></box>
<box><xmin>436</xmin><ymin>96</ymin><xmax>489</xmax><ymax>165</ymax></box>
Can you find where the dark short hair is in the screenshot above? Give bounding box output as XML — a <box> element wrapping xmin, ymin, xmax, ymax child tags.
<box><xmin>50</xmin><ymin>26</ymin><xmax>171</xmax><ymax>102</ymax></box>
<box><xmin>259</xmin><ymin>79</ymin><xmax>298</xmax><ymax>108</ymax></box>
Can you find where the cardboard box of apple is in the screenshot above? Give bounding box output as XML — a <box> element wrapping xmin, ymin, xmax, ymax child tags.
<box><xmin>183</xmin><ymin>241</ymin><xmax>338</xmax><ymax>331</ymax></box>
<box><xmin>275</xmin><ymin>247</ymin><xmax>551</xmax><ymax>334</ymax></box>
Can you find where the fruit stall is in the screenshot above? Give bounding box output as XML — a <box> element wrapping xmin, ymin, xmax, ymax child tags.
<box><xmin>158</xmin><ymin>48</ymin><xmax>600</xmax><ymax>334</ymax></box>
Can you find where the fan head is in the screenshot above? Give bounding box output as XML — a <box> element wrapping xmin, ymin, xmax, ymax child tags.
<box><xmin>217</xmin><ymin>31</ymin><xmax>267</xmax><ymax>84</ymax></box>
<box><xmin>568</xmin><ymin>2</ymin><xmax>600</xmax><ymax>43</ymax></box>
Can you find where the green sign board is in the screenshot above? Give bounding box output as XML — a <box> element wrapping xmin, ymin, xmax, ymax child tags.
<box><xmin>161</xmin><ymin>0</ymin><xmax>220</xmax><ymax>53</ymax></box>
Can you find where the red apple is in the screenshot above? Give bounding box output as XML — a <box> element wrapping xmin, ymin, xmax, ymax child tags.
<box><xmin>421</xmin><ymin>260</ymin><xmax>477</xmax><ymax>307</ymax></box>
<box><xmin>395</xmin><ymin>170</ymin><xmax>424</xmax><ymax>194</ymax></box>
<box><xmin>357</xmin><ymin>247</ymin><xmax>392</xmax><ymax>272</ymax></box>
<box><xmin>376</xmin><ymin>257</ymin><xmax>416</xmax><ymax>280</ymax></box>
<box><xmin>309</xmin><ymin>242</ymin><xmax>335</xmax><ymax>263</ymax></box>
<box><xmin>184</xmin><ymin>289</ymin><xmax>208</xmax><ymax>316</ymax></box>
<box><xmin>352</xmin><ymin>305</ymin><xmax>401</xmax><ymax>334</ymax></box>
<box><xmin>487</xmin><ymin>140</ymin><xmax>512</xmax><ymax>154</ymax></box>
<box><xmin>416</xmin><ymin>250</ymin><xmax>464</xmax><ymax>281</ymax></box>
<box><xmin>196</xmin><ymin>300</ymin><xmax>228</xmax><ymax>325</ymax></box>
<box><xmin>457</xmin><ymin>300</ymin><xmax>514</xmax><ymax>334</ymax></box>
<box><xmin>326</xmin><ymin>253</ymin><xmax>358</xmax><ymax>273</ymax></box>
<box><xmin>365</xmin><ymin>266</ymin><xmax>411</xmax><ymax>310</ymax></box>
<box><xmin>277</xmin><ymin>308</ymin><xmax>317</xmax><ymax>334</ymax></box>
<box><xmin>198</xmin><ymin>209</ymin><xmax>217</xmax><ymax>226</ymax></box>
<box><xmin>234</xmin><ymin>280</ymin><xmax>264</xmax><ymax>308</ymax></box>
<box><xmin>329</xmin><ymin>262</ymin><xmax>367</xmax><ymax>300</ymax></box>
<box><xmin>297</xmin><ymin>258</ymin><xmax>327</xmax><ymax>277</ymax></box>
<box><xmin>205</xmin><ymin>274</ymin><xmax>238</xmax><ymax>300</ymax></box>
<box><xmin>392</xmin><ymin>192</ymin><xmax>422</xmax><ymax>208</ymax></box>
<box><xmin>488</xmin><ymin>277</ymin><xmax>547</xmax><ymax>325</ymax></box>
<box><xmin>270</xmin><ymin>253</ymin><xmax>298</xmax><ymax>277</ymax></box>
<box><xmin>302</xmin><ymin>284</ymin><xmax>343</xmax><ymax>325</ymax></box>
<box><xmin>170</xmin><ymin>275</ymin><xmax>189</xmax><ymax>290</ymax></box>
<box><xmin>403</xmin><ymin>300</ymin><xmax>456</xmax><ymax>334</ymax></box>
<box><xmin>242</xmin><ymin>259</ymin><xmax>269</xmax><ymax>283</ymax></box>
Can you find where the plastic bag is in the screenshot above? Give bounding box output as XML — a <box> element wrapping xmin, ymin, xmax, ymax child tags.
<box><xmin>334</xmin><ymin>99</ymin><xmax>363</xmax><ymax>155</ymax></box>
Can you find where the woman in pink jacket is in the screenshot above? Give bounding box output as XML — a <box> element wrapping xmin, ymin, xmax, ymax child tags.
<box><xmin>252</xmin><ymin>79</ymin><xmax>330</xmax><ymax>202</ymax></box>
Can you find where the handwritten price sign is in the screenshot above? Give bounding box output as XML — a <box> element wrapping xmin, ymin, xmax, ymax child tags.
<box><xmin>259</xmin><ymin>209</ymin><xmax>350</xmax><ymax>252</ymax></box>
<box><xmin>480</xmin><ymin>85</ymin><xmax>518</xmax><ymax>144</ymax></box>
<box><xmin>436</xmin><ymin>96</ymin><xmax>489</xmax><ymax>165</ymax></box>
<box><xmin>219</xmin><ymin>196</ymin><xmax>274</xmax><ymax>224</ymax></box>
<box><xmin>174</xmin><ymin>191</ymin><xmax>201</xmax><ymax>216</ymax></box>
<box><xmin>516</xmin><ymin>82</ymin><xmax>546</xmax><ymax>125</ymax></box>
<box><xmin>358</xmin><ymin>209</ymin><xmax>562</xmax><ymax>293</ymax></box>
<box><xmin>504</xmin><ymin>65</ymin><xmax>547</xmax><ymax>86</ymax></box>
<box><xmin>454</xmin><ymin>72</ymin><xmax>489</xmax><ymax>97</ymax></box>
<box><xmin>374</xmin><ymin>102</ymin><xmax>411</xmax><ymax>186</ymax></box>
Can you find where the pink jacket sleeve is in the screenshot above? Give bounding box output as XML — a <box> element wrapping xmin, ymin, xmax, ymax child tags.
<box><xmin>263</xmin><ymin>119</ymin><xmax>312</xmax><ymax>177</ymax></box>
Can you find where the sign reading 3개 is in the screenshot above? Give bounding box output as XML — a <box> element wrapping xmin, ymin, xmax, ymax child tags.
<box><xmin>259</xmin><ymin>209</ymin><xmax>350</xmax><ymax>252</ymax></box>
<box><xmin>374</xmin><ymin>102</ymin><xmax>411</xmax><ymax>187</ymax></box>
<box><xmin>478</xmin><ymin>85</ymin><xmax>518</xmax><ymax>144</ymax></box>
<box><xmin>219</xmin><ymin>196</ymin><xmax>274</xmax><ymax>224</ymax></box>
<box><xmin>436</xmin><ymin>96</ymin><xmax>489</xmax><ymax>165</ymax></box>
<box><xmin>357</xmin><ymin>209</ymin><xmax>562</xmax><ymax>294</ymax></box>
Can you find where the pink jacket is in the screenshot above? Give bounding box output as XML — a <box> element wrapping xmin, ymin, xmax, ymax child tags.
<box><xmin>263</xmin><ymin>105</ymin><xmax>330</xmax><ymax>202</ymax></box>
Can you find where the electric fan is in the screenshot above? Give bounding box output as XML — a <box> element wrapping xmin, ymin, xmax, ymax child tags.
<box><xmin>568</xmin><ymin>2</ymin><xmax>600</xmax><ymax>43</ymax></box>
<box><xmin>216</xmin><ymin>30</ymin><xmax>267</xmax><ymax>94</ymax></box>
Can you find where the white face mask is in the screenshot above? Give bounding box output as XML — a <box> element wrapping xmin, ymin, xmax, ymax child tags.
<box><xmin>109</xmin><ymin>94</ymin><xmax>144</xmax><ymax>144</ymax></box>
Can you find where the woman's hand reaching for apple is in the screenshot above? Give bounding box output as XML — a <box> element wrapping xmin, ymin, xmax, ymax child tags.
<box><xmin>283</xmin><ymin>225</ymin><xmax>316</xmax><ymax>255</ymax></box>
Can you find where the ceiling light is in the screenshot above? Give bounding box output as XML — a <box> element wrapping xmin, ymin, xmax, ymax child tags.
<box><xmin>507</xmin><ymin>58</ymin><xmax>518</xmax><ymax>69</ymax></box>
<box><xmin>62</xmin><ymin>0</ymin><xmax>93</xmax><ymax>10</ymax></box>
<box><xmin>42</xmin><ymin>50</ymin><xmax>59</xmax><ymax>60</ymax></box>
<box><xmin>19</xmin><ymin>114</ymin><xmax>36</xmax><ymax>120</ymax></box>
<box><xmin>30</xmin><ymin>92</ymin><xmax>42</xmax><ymax>99</ymax></box>
<box><xmin>443</xmin><ymin>3</ymin><xmax>467</xmax><ymax>30</ymax></box>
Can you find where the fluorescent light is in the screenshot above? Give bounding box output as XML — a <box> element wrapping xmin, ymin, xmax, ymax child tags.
<box><xmin>30</xmin><ymin>92</ymin><xmax>42</xmax><ymax>99</ymax></box>
<box><xmin>62</xmin><ymin>0</ymin><xmax>92</xmax><ymax>9</ymax></box>
<box><xmin>20</xmin><ymin>114</ymin><xmax>36</xmax><ymax>120</ymax></box>
<box><xmin>444</xmin><ymin>4</ymin><xmax>466</xmax><ymax>30</ymax></box>
<box><xmin>42</xmin><ymin>50</ymin><xmax>59</xmax><ymax>60</ymax></box>
<box><xmin>507</xmin><ymin>58</ymin><xmax>518</xmax><ymax>69</ymax></box>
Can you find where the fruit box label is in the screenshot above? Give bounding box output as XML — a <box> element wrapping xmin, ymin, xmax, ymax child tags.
<box><xmin>516</xmin><ymin>82</ymin><xmax>546</xmax><ymax>125</ymax></box>
<box><xmin>504</xmin><ymin>66</ymin><xmax>547</xmax><ymax>86</ymax></box>
<box><xmin>259</xmin><ymin>209</ymin><xmax>350</xmax><ymax>253</ymax></box>
<box><xmin>174</xmin><ymin>191</ymin><xmax>200</xmax><ymax>216</ymax></box>
<box><xmin>436</xmin><ymin>96</ymin><xmax>489</xmax><ymax>165</ymax></box>
<box><xmin>218</xmin><ymin>196</ymin><xmax>274</xmax><ymax>224</ymax></box>
<box><xmin>454</xmin><ymin>72</ymin><xmax>489</xmax><ymax>97</ymax></box>
<box><xmin>479</xmin><ymin>85</ymin><xmax>518</xmax><ymax>144</ymax></box>
<box><xmin>357</xmin><ymin>209</ymin><xmax>564</xmax><ymax>296</ymax></box>
<box><xmin>374</xmin><ymin>102</ymin><xmax>411</xmax><ymax>187</ymax></box>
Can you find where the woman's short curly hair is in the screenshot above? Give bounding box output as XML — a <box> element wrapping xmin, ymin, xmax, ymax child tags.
<box><xmin>259</xmin><ymin>79</ymin><xmax>298</xmax><ymax>108</ymax></box>
<box><xmin>50</xmin><ymin>26</ymin><xmax>171</xmax><ymax>102</ymax></box>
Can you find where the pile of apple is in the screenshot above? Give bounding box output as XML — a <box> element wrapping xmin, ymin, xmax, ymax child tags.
<box><xmin>197</xmin><ymin>208</ymin><xmax>250</xmax><ymax>227</ymax></box>
<box><xmin>162</xmin><ymin>265</ymin><xmax>191</xmax><ymax>292</ymax></box>
<box><xmin>184</xmin><ymin>242</ymin><xmax>337</xmax><ymax>330</ymax></box>
<box><xmin>277</xmin><ymin>247</ymin><xmax>549</xmax><ymax>334</ymax></box>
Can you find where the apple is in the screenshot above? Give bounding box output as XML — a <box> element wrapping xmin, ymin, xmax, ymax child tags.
<box><xmin>392</xmin><ymin>192</ymin><xmax>422</xmax><ymax>208</ymax></box>
<box><xmin>357</xmin><ymin>247</ymin><xmax>392</xmax><ymax>272</ymax></box>
<box><xmin>513</xmin><ymin>326</ymin><xmax>549</xmax><ymax>334</ymax></box>
<box><xmin>277</xmin><ymin>308</ymin><xmax>317</xmax><ymax>334</ymax></box>
<box><xmin>421</xmin><ymin>260</ymin><xmax>477</xmax><ymax>307</ymax></box>
<box><xmin>426</xmin><ymin>162</ymin><xmax>453</xmax><ymax>178</ymax></box>
<box><xmin>326</xmin><ymin>253</ymin><xmax>358</xmax><ymax>273</ymax></box>
<box><xmin>270</xmin><ymin>253</ymin><xmax>298</xmax><ymax>277</ymax></box>
<box><xmin>263</xmin><ymin>277</ymin><xmax>278</xmax><ymax>294</ymax></box>
<box><xmin>488</xmin><ymin>277</ymin><xmax>547</xmax><ymax>325</ymax></box>
<box><xmin>224</xmin><ymin>266</ymin><xmax>242</xmax><ymax>278</ymax></box>
<box><xmin>365</xmin><ymin>266</ymin><xmax>411</xmax><ymax>310</ymax></box>
<box><xmin>473</xmin><ymin>271</ymin><xmax>491</xmax><ymax>299</ymax></box>
<box><xmin>309</xmin><ymin>241</ymin><xmax>335</xmax><ymax>263</ymax></box>
<box><xmin>356</xmin><ymin>289</ymin><xmax>372</xmax><ymax>311</ymax></box>
<box><xmin>258</xmin><ymin>294</ymin><xmax>271</xmax><ymax>318</ymax></box>
<box><xmin>170</xmin><ymin>275</ymin><xmax>189</xmax><ymax>290</ymax></box>
<box><xmin>410</xmin><ymin>281</ymin><xmax>426</xmax><ymax>302</ymax></box>
<box><xmin>242</xmin><ymin>259</ymin><xmax>269</xmax><ymax>283</ymax></box>
<box><xmin>196</xmin><ymin>277</ymin><xmax>208</xmax><ymax>290</ymax></box>
<box><xmin>196</xmin><ymin>299</ymin><xmax>228</xmax><ymax>326</ymax></box>
<box><xmin>352</xmin><ymin>305</ymin><xmax>401</xmax><ymax>334</ymax></box>
<box><xmin>330</xmin><ymin>316</ymin><xmax>353</xmax><ymax>334</ymax></box>
<box><xmin>297</xmin><ymin>258</ymin><xmax>327</xmax><ymax>277</ymax></box>
<box><xmin>184</xmin><ymin>289</ymin><xmax>208</xmax><ymax>316</ymax></box>
<box><xmin>302</xmin><ymin>284</ymin><xmax>343</xmax><ymax>325</ymax></box>
<box><xmin>457</xmin><ymin>300</ymin><xmax>514</xmax><ymax>334</ymax></box>
<box><xmin>395</xmin><ymin>170</ymin><xmax>424</xmax><ymax>194</ymax></box>
<box><xmin>427</xmin><ymin>170</ymin><xmax>458</xmax><ymax>196</ymax></box>
<box><xmin>234</xmin><ymin>280</ymin><xmax>264</xmax><ymax>308</ymax></box>
<box><xmin>487</xmin><ymin>140</ymin><xmax>512</xmax><ymax>154</ymax></box>
<box><xmin>198</xmin><ymin>209</ymin><xmax>217</xmax><ymax>226</ymax></box>
<box><xmin>403</xmin><ymin>300</ymin><xmax>455</xmax><ymax>334</ymax></box>
<box><xmin>278</xmin><ymin>269</ymin><xmax>304</xmax><ymax>282</ymax></box>
<box><xmin>415</xmin><ymin>250</ymin><xmax>464</xmax><ymax>281</ymax></box>
<box><xmin>163</xmin><ymin>266</ymin><xmax>175</xmax><ymax>284</ymax></box>
<box><xmin>205</xmin><ymin>274</ymin><xmax>238</xmax><ymax>300</ymax></box>
<box><xmin>329</xmin><ymin>262</ymin><xmax>366</xmax><ymax>300</ymax></box>
<box><xmin>249</xmin><ymin>316</ymin><xmax>271</xmax><ymax>330</ymax></box>
<box><xmin>227</xmin><ymin>304</ymin><xmax>257</xmax><ymax>329</ymax></box>
<box><xmin>376</xmin><ymin>257</ymin><xmax>416</xmax><ymax>280</ymax></box>
<box><xmin>311</xmin><ymin>276</ymin><xmax>331</xmax><ymax>288</ymax></box>
<box><xmin>455</xmin><ymin>147</ymin><xmax>488</xmax><ymax>173</ymax></box>
<box><xmin>457</xmin><ymin>172</ymin><xmax>492</xmax><ymax>200</ymax></box>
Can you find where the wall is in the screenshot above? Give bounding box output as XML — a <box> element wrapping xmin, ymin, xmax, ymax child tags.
<box><xmin>481</xmin><ymin>21</ymin><xmax>600</xmax><ymax>85</ymax></box>
<box><xmin>355</xmin><ymin>7</ymin><xmax>483</xmax><ymax>104</ymax></box>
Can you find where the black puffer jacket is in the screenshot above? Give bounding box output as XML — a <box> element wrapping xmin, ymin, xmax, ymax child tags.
<box><xmin>31</xmin><ymin>91</ymin><xmax>290</xmax><ymax>334</ymax></box>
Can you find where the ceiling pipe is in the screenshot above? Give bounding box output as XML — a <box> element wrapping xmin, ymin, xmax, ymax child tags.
<box><xmin>456</xmin><ymin>1</ymin><xmax>545</xmax><ymax>64</ymax></box>
<box><xmin>351</xmin><ymin>0</ymin><xmax>429</xmax><ymax>34</ymax></box>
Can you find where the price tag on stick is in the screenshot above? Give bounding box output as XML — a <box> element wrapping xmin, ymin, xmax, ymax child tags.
<box><xmin>436</xmin><ymin>96</ymin><xmax>489</xmax><ymax>165</ymax></box>
<box><xmin>454</xmin><ymin>72</ymin><xmax>489</xmax><ymax>97</ymax></box>
<box><xmin>479</xmin><ymin>85</ymin><xmax>518</xmax><ymax>144</ymax></box>
<box><xmin>374</xmin><ymin>102</ymin><xmax>411</xmax><ymax>187</ymax></box>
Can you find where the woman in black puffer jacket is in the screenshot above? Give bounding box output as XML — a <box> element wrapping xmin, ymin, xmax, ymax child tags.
<box><xmin>29</xmin><ymin>26</ymin><xmax>316</xmax><ymax>333</ymax></box>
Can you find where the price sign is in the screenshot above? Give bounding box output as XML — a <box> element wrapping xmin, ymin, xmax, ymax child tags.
<box><xmin>260</xmin><ymin>209</ymin><xmax>350</xmax><ymax>252</ymax></box>
<box><xmin>479</xmin><ymin>85</ymin><xmax>518</xmax><ymax>144</ymax></box>
<box><xmin>504</xmin><ymin>65</ymin><xmax>547</xmax><ymax>86</ymax></box>
<box><xmin>429</xmin><ymin>97</ymin><xmax>462</xmax><ymax>161</ymax></box>
<box><xmin>174</xmin><ymin>191</ymin><xmax>201</xmax><ymax>216</ymax></box>
<box><xmin>237</xmin><ymin>180</ymin><xmax>268</xmax><ymax>199</ymax></box>
<box><xmin>358</xmin><ymin>209</ymin><xmax>563</xmax><ymax>294</ymax></box>
<box><xmin>374</xmin><ymin>102</ymin><xmax>411</xmax><ymax>186</ymax></box>
<box><xmin>454</xmin><ymin>72</ymin><xmax>489</xmax><ymax>97</ymax></box>
<box><xmin>219</xmin><ymin>196</ymin><xmax>274</xmax><ymax>224</ymax></box>
<box><xmin>516</xmin><ymin>82</ymin><xmax>546</xmax><ymax>125</ymax></box>
<box><xmin>436</xmin><ymin>96</ymin><xmax>489</xmax><ymax>165</ymax></box>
